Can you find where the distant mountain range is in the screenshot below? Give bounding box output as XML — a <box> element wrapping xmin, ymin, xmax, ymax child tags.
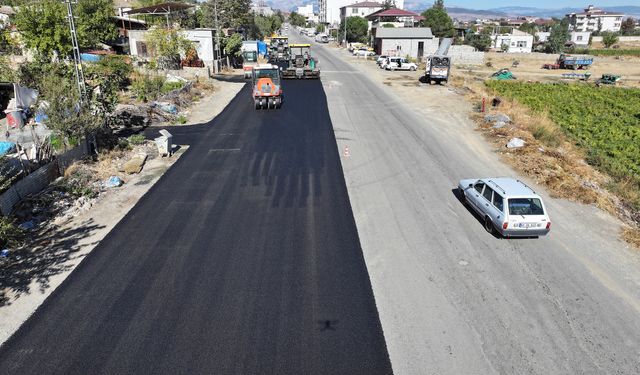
<box><xmin>403</xmin><ymin>2</ymin><xmax>640</xmax><ymax>20</ymax></box>
<box><xmin>267</xmin><ymin>1</ymin><xmax>640</xmax><ymax>20</ymax></box>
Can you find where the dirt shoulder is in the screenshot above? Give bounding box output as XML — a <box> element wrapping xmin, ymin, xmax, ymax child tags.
<box><xmin>184</xmin><ymin>74</ymin><xmax>245</xmax><ymax>125</ymax></box>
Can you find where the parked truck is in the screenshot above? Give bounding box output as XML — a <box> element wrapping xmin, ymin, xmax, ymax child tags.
<box><xmin>241</xmin><ymin>40</ymin><xmax>268</xmax><ymax>78</ymax></box>
<box><xmin>544</xmin><ymin>54</ymin><xmax>593</xmax><ymax>70</ymax></box>
<box><xmin>424</xmin><ymin>55</ymin><xmax>451</xmax><ymax>84</ymax></box>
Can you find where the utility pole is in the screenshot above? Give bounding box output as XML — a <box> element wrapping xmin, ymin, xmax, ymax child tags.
<box><xmin>214</xmin><ymin>0</ymin><xmax>221</xmax><ymax>74</ymax></box>
<box><xmin>64</xmin><ymin>0</ymin><xmax>86</xmax><ymax>100</ymax></box>
<box><xmin>343</xmin><ymin>13</ymin><xmax>348</xmax><ymax>47</ymax></box>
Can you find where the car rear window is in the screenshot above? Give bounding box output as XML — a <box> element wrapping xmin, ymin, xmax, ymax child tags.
<box><xmin>508</xmin><ymin>198</ymin><xmax>545</xmax><ymax>216</ymax></box>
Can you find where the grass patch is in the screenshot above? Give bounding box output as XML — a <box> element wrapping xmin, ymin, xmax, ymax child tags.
<box><xmin>485</xmin><ymin>81</ymin><xmax>640</xmax><ymax>188</ymax></box>
<box><xmin>127</xmin><ymin>134</ymin><xmax>146</xmax><ymax>145</ymax></box>
<box><xmin>588</xmin><ymin>49</ymin><xmax>640</xmax><ymax>57</ymax></box>
<box><xmin>176</xmin><ymin>115</ymin><xmax>187</xmax><ymax>125</ymax></box>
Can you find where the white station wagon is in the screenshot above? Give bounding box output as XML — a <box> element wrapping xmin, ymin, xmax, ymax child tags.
<box><xmin>458</xmin><ymin>177</ymin><xmax>551</xmax><ymax>237</ymax></box>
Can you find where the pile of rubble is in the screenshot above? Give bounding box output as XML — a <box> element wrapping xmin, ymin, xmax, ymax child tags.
<box><xmin>112</xmin><ymin>81</ymin><xmax>207</xmax><ymax>130</ymax></box>
<box><xmin>11</xmin><ymin>141</ymin><xmax>157</xmax><ymax>230</ymax></box>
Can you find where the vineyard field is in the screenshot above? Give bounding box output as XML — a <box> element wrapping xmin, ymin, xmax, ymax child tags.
<box><xmin>485</xmin><ymin>81</ymin><xmax>640</xmax><ymax>185</ymax></box>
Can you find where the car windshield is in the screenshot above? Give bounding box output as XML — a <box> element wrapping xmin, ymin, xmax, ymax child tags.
<box><xmin>243</xmin><ymin>51</ymin><xmax>257</xmax><ymax>62</ymax></box>
<box><xmin>254</xmin><ymin>69</ymin><xmax>279</xmax><ymax>82</ymax></box>
<box><xmin>508</xmin><ymin>198</ymin><xmax>545</xmax><ymax>216</ymax></box>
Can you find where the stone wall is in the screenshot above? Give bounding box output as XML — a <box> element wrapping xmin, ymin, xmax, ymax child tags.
<box><xmin>448</xmin><ymin>45</ymin><xmax>485</xmax><ymax>66</ymax></box>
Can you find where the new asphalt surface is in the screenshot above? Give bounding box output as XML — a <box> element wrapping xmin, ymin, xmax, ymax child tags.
<box><xmin>0</xmin><ymin>80</ymin><xmax>392</xmax><ymax>374</ymax></box>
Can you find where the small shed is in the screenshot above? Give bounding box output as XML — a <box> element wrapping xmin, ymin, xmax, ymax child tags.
<box><xmin>373</xmin><ymin>27</ymin><xmax>439</xmax><ymax>60</ymax></box>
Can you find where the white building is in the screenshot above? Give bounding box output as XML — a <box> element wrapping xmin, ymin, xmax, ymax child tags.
<box><xmin>297</xmin><ymin>4</ymin><xmax>314</xmax><ymax>18</ymax></box>
<box><xmin>491</xmin><ymin>29</ymin><xmax>534</xmax><ymax>53</ymax></box>
<box><xmin>373</xmin><ymin>27</ymin><xmax>438</xmax><ymax>59</ymax></box>
<box><xmin>129</xmin><ymin>29</ymin><xmax>216</xmax><ymax>69</ymax></box>
<box><xmin>566</xmin><ymin>5</ymin><xmax>624</xmax><ymax>33</ymax></box>
<box><xmin>536</xmin><ymin>31</ymin><xmax>591</xmax><ymax>47</ymax></box>
<box><xmin>321</xmin><ymin>0</ymin><xmax>404</xmax><ymax>26</ymax></box>
<box><xmin>340</xmin><ymin>1</ymin><xmax>383</xmax><ymax>31</ymax></box>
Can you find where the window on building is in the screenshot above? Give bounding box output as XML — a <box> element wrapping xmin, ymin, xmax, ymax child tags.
<box><xmin>615</xmin><ymin>23</ymin><xmax>621</xmax><ymax>27</ymax></box>
<box><xmin>576</xmin><ymin>35</ymin><xmax>583</xmax><ymax>41</ymax></box>
<box><xmin>352</xmin><ymin>7</ymin><xmax>358</xmax><ymax>14</ymax></box>
<box><xmin>616</xmin><ymin>17</ymin><xmax>622</xmax><ymax>21</ymax></box>
<box><xmin>517</xmin><ymin>41</ymin><xmax>527</xmax><ymax>47</ymax></box>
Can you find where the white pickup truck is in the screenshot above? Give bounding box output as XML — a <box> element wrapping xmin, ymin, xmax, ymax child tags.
<box><xmin>385</xmin><ymin>57</ymin><xmax>417</xmax><ymax>71</ymax></box>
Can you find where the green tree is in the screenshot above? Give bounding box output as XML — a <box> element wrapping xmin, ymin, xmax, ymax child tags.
<box><xmin>76</xmin><ymin>0</ymin><xmax>117</xmax><ymax>49</ymax></box>
<box><xmin>545</xmin><ymin>18</ymin><xmax>569</xmax><ymax>53</ymax></box>
<box><xmin>145</xmin><ymin>27</ymin><xmax>194</xmax><ymax>69</ymax></box>
<box><xmin>421</xmin><ymin>2</ymin><xmax>454</xmax><ymax>38</ymax></box>
<box><xmin>222</xmin><ymin>33</ymin><xmax>243</xmax><ymax>56</ymax></box>
<box><xmin>518</xmin><ymin>22</ymin><xmax>538</xmax><ymax>37</ymax></box>
<box><xmin>0</xmin><ymin>55</ymin><xmax>16</xmax><ymax>82</ymax></box>
<box><xmin>13</xmin><ymin>0</ymin><xmax>117</xmax><ymax>58</ymax></box>
<box><xmin>601</xmin><ymin>31</ymin><xmax>619</xmax><ymax>48</ymax></box>
<box><xmin>381</xmin><ymin>0</ymin><xmax>396</xmax><ymax>9</ymax></box>
<box><xmin>13</xmin><ymin>0</ymin><xmax>69</xmax><ymax>58</ymax></box>
<box><xmin>620</xmin><ymin>17</ymin><xmax>637</xmax><ymax>36</ymax></box>
<box><xmin>339</xmin><ymin>16</ymin><xmax>368</xmax><ymax>44</ymax></box>
<box><xmin>39</xmin><ymin>74</ymin><xmax>101</xmax><ymax>150</ymax></box>
<box><xmin>202</xmin><ymin>0</ymin><xmax>252</xmax><ymax>30</ymax></box>
<box><xmin>465</xmin><ymin>29</ymin><xmax>492</xmax><ymax>51</ymax></box>
<box><xmin>289</xmin><ymin>11</ymin><xmax>307</xmax><ymax>27</ymax></box>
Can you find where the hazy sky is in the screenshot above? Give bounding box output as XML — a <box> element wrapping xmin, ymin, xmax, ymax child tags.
<box><xmin>444</xmin><ymin>1</ymin><xmax>632</xmax><ymax>8</ymax></box>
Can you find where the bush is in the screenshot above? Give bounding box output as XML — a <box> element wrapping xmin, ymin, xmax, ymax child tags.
<box><xmin>0</xmin><ymin>216</ymin><xmax>25</xmax><ymax>249</ymax></box>
<box><xmin>57</xmin><ymin>168</ymin><xmax>98</xmax><ymax>199</ymax></box>
<box><xmin>127</xmin><ymin>134</ymin><xmax>146</xmax><ymax>145</ymax></box>
<box><xmin>131</xmin><ymin>74</ymin><xmax>165</xmax><ymax>102</ymax></box>
<box><xmin>161</xmin><ymin>81</ymin><xmax>185</xmax><ymax>94</ymax></box>
<box><xmin>90</xmin><ymin>55</ymin><xmax>133</xmax><ymax>90</ymax></box>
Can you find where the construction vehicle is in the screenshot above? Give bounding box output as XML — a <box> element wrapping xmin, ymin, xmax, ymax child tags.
<box><xmin>270</xmin><ymin>36</ymin><xmax>289</xmax><ymax>62</ymax></box>
<box><xmin>424</xmin><ymin>55</ymin><xmax>451</xmax><ymax>84</ymax></box>
<box><xmin>251</xmin><ymin>64</ymin><xmax>283</xmax><ymax>109</ymax></box>
<box><xmin>544</xmin><ymin>53</ymin><xmax>593</xmax><ymax>70</ymax></box>
<box><xmin>282</xmin><ymin>44</ymin><xmax>320</xmax><ymax>79</ymax></box>
<box><xmin>595</xmin><ymin>73</ymin><xmax>621</xmax><ymax>86</ymax></box>
<box><xmin>241</xmin><ymin>40</ymin><xmax>269</xmax><ymax>79</ymax></box>
<box><xmin>242</xmin><ymin>50</ymin><xmax>258</xmax><ymax>79</ymax></box>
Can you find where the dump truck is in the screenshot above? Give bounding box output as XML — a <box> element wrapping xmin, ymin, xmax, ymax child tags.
<box><xmin>241</xmin><ymin>40</ymin><xmax>269</xmax><ymax>78</ymax></box>
<box><xmin>270</xmin><ymin>36</ymin><xmax>289</xmax><ymax>62</ymax></box>
<box><xmin>424</xmin><ymin>55</ymin><xmax>451</xmax><ymax>84</ymax></box>
<box><xmin>282</xmin><ymin>44</ymin><xmax>320</xmax><ymax>79</ymax></box>
<box><xmin>251</xmin><ymin>64</ymin><xmax>283</xmax><ymax>109</ymax></box>
<box><xmin>557</xmin><ymin>53</ymin><xmax>593</xmax><ymax>70</ymax></box>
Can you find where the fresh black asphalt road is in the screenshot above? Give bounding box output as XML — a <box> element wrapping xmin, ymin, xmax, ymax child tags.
<box><xmin>0</xmin><ymin>80</ymin><xmax>393</xmax><ymax>374</ymax></box>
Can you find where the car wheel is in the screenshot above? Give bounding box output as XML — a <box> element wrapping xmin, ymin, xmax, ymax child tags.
<box><xmin>484</xmin><ymin>216</ymin><xmax>496</xmax><ymax>235</ymax></box>
<box><xmin>459</xmin><ymin>188</ymin><xmax>467</xmax><ymax>205</ymax></box>
<box><xmin>410</xmin><ymin>66</ymin><xmax>416</xmax><ymax>71</ymax></box>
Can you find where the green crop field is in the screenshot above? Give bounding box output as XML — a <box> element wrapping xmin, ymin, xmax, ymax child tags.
<box><xmin>485</xmin><ymin>81</ymin><xmax>640</xmax><ymax>185</ymax></box>
<box><xmin>590</xmin><ymin>49</ymin><xmax>640</xmax><ymax>57</ymax></box>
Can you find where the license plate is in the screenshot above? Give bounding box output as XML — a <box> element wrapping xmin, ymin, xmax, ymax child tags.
<box><xmin>517</xmin><ymin>223</ymin><xmax>535</xmax><ymax>228</ymax></box>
